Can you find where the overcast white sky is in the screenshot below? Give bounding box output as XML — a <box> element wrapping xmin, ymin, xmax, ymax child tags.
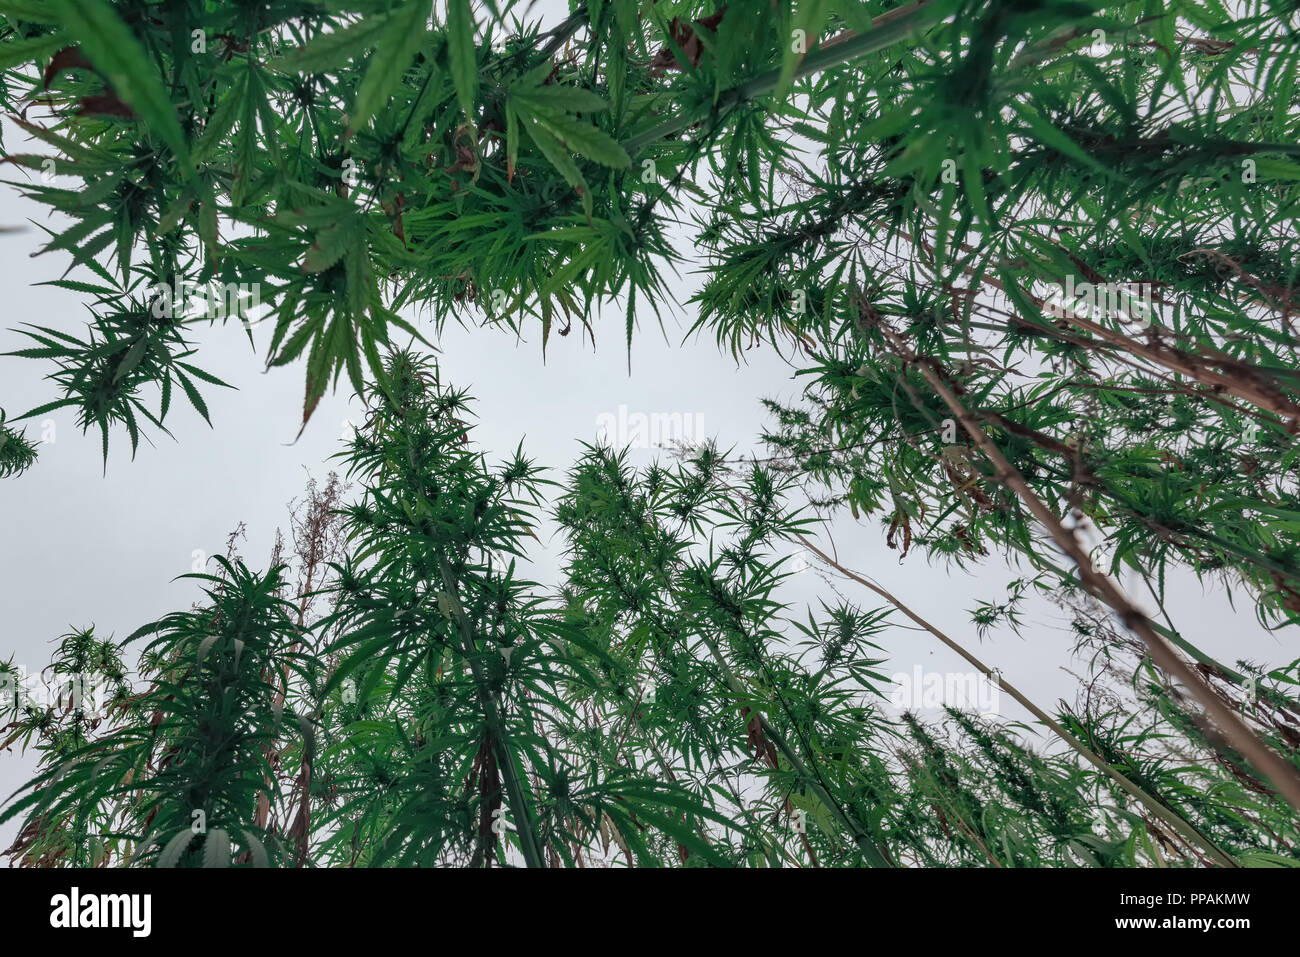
<box><xmin>1</xmin><ymin>0</ymin><xmax>1293</xmax><ymax>857</ymax></box>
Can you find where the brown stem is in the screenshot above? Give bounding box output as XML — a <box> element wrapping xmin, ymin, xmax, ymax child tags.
<box><xmin>877</xmin><ymin>324</ymin><xmax>1300</xmax><ymax>812</ymax></box>
<box><xmin>793</xmin><ymin>533</ymin><xmax>1238</xmax><ymax>868</ymax></box>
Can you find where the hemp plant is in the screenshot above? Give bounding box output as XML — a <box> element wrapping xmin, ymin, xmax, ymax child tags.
<box><xmin>3</xmin><ymin>0</ymin><xmax>1300</xmax><ymax>865</ymax></box>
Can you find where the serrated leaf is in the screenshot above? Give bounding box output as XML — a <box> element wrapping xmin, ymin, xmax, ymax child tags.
<box><xmin>0</xmin><ymin>30</ymin><xmax>66</xmax><ymax>70</ymax></box>
<box><xmin>240</xmin><ymin>830</ymin><xmax>270</xmax><ymax>868</ymax></box>
<box><xmin>302</xmin><ymin>215</ymin><xmax>363</xmax><ymax>273</ymax></box>
<box><xmin>192</xmin><ymin>67</ymin><xmax>248</xmax><ymax>166</ymax></box>
<box><xmin>175</xmin><ymin>370</ymin><xmax>212</xmax><ymax>424</ymax></box>
<box><xmin>528</xmin><ymin>108</ymin><xmax>630</xmax><ymax>168</ymax></box>
<box><xmin>513</xmin><ymin>84</ymin><xmax>610</xmax><ymax>116</ymax></box>
<box><xmin>348</xmin><ymin>0</ymin><xmax>431</xmax><ymax>137</ymax></box>
<box><xmin>519</xmin><ymin>112</ymin><xmax>591</xmax><ymax>218</ymax></box>
<box><xmin>283</xmin><ymin>13</ymin><xmax>396</xmax><ymax>73</ymax></box>
<box><xmin>774</xmin><ymin>0</ymin><xmax>829</xmax><ymax>101</ymax></box>
<box><xmin>154</xmin><ymin>828</ymin><xmax>194</xmax><ymax>868</ymax></box>
<box><xmin>446</xmin><ymin>0</ymin><xmax>477</xmax><ymax>123</ymax></box>
<box><xmin>49</xmin><ymin>0</ymin><xmax>190</xmax><ymax>166</ymax></box>
<box><xmin>203</xmin><ymin>828</ymin><xmax>230</xmax><ymax>868</ymax></box>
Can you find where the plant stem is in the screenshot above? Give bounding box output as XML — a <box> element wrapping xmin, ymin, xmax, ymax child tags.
<box><xmin>438</xmin><ymin>556</ymin><xmax>548</xmax><ymax>868</ymax></box>
<box><xmin>695</xmin><ymin>632</ymin><xmax>894</xmax><ymax>867</ymax></box>
<box><xmin>621</xmin><ymin>1</ymin><xmax>946</xmax><ymax>155</ymax></box>
<box><xmin>794</xmin><ymin>533</ymin><xmax>1239</xmax><ymax>868</ymax></box>
<box><xmin>880</xmin><ymin>324</ymin><xmax>1300</xmax><ymax>812</ymax></box>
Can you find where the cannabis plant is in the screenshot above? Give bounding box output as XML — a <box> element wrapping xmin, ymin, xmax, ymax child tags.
<box><xmin>3</xmin><ymin>0</ymin><xmax>1300</xmax><ymax>865</ymax></box>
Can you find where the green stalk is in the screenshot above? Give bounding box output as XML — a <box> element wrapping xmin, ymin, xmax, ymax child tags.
<box><xmin>1033</xmin><ymin>552</ymin><xmax>1300</xmax><ymax>716</ymax></box>
<box><xmin>795</xmin><ymin>534</ymin><xmax>1240</xmax><ymax>868</ymax></box>
<box><xmin>695</xmin><ymin>631</ymin><xmax>894</xmax><ymax>868</ymax></box>
<box><xmin>537</xmin><ymin>3</ymin><xmax>590</xmax><ymax>57</ymax></box>
<box><xmin>438</xmin><ymin>556</ymin><xmax>548</xmax><ymax>869</ymax></box>
<box><xmin>621</xmin><ymin>1</ymin><xmax>946</xmax><ymax>155</ymax></box>
<box><xmin>599</xmin><ymin>552</ymin><xmax>893</xmax><ymax>866</ymax></box>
